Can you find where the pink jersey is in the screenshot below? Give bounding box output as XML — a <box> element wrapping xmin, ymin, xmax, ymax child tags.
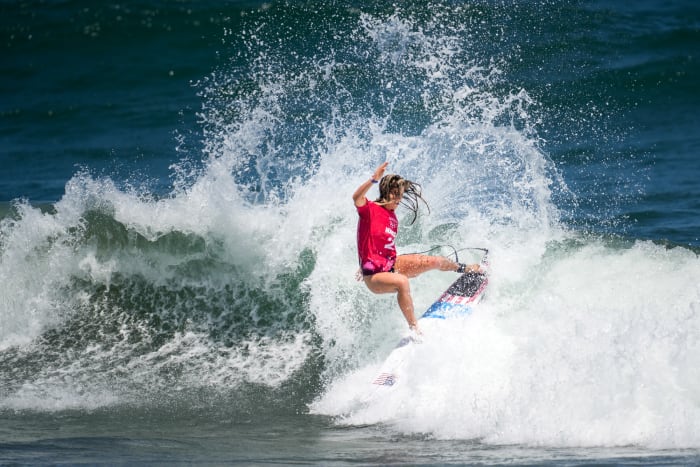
<box><xmin>356</xmin><ymin>199</ymin><xmax>398</xmax><ymax>275</ymax></box>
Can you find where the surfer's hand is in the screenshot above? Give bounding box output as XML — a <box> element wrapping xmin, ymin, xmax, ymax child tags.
<box><xmin>372</xmin><ymin>162</ymin><xmax>388</xmax><ymax>182</ymax></box>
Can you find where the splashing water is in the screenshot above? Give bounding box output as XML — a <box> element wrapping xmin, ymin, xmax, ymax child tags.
<box><xmin>1</xmin><ymin>2</ymin><xmax>699</xmax><ymax>450</ymax></box>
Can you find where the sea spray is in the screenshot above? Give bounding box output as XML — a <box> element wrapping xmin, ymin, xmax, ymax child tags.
<box><xmin>1</xmin><ymin>0</ymin><xmax>560</xmax><ymax>412</ymax></box>
<box><xmin>313</xmin><ymin>240</ymin><xmax>700</xmax><ymax>448</ymax></box>
<box><xmin>2</xmin><ymin>0</ymin><xmax>699</xmax><ymax>451</ymax></box>
<box><xmin>284</xmin><ymin>5</ymin><xmax>700</xmax><ymax>449</ymax></box>
<box><xmin>0</xmin><ymin>170</ymin><xmax>318</xmax><ymax>410</ymax></box>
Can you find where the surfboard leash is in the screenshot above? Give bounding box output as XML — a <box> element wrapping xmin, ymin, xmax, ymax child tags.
<box><xmin>400</xmin><ymin>245</ymin><xmax>489</xmax><ymax>265</ymax></box>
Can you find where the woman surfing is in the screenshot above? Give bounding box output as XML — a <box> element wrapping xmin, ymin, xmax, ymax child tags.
<box><xmin>353</xmin><ymin>162</ymin><xmax>482</xmax><ymax>333</ymax></box>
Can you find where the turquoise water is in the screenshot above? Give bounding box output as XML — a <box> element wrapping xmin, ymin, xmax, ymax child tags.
<box><xmin>2</xmin><ymin>1</ymin><xmax>700</xmax><ymax>464</ymax></box>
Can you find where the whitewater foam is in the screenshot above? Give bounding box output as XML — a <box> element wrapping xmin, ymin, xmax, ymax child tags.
<box><xmin>313</xmin><ymin>240</ymin><xmax>700</xmax><ymax>448</ymax></box>
<box><xmin>2</xmin><ymin>2</ymin><xmax>699</xmax><ymax>451</ymax></box>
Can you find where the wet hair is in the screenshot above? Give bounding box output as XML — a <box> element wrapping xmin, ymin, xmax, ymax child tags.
<box><xmin>375</xmin><ymin>174</ymin><xmax>430</xmax><ymax>224</ymax></box>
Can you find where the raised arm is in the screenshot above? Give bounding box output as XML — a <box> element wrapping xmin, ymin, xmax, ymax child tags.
<box><xmin>352</xmin><ymin>162</ymin><xmax>388</xmax><ymax>207</ymax></box>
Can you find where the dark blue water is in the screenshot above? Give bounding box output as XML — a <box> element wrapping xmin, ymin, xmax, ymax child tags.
<box><xmin>3</xmin><ymin>1</ymin><xmax>699</xmax><ymax>243</ymax></box>
<box><xmin>2</xmin><ymin>1</ymin><xmax>699</xmax><ymax>464</ymax></box>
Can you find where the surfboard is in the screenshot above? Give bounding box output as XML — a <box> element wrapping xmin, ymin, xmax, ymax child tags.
<box><xmin>370</xmin><ymin>269</ymin><xmax>488</xmax><ymax>389</ymax></box>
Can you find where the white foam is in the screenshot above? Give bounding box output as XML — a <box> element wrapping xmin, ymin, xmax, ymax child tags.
<box><xmin>313</xmin><ymin>241</ymin><xmax>700</xmax><ymax>448</ymax></box>
<box><xmin>2</xmin><ymin>5</ymin><xmax>698</xmax><ymax>450</ymax></box>
<box><xmin>305</xmin><ymin>10</ymin><xmax>700</xmax><ymax>449</ymax></box>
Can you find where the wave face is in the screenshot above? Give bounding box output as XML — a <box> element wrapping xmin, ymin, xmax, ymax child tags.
<box><xmin>1</xmin><ymin>0</ymin><xmax>699</xmax><ymax>449</ymax></box>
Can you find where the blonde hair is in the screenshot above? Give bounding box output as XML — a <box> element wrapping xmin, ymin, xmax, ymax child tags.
<box><xmin>375</xmin><ymin>174</ymin><xmax>429</xmax><ymax>224</ymax></box>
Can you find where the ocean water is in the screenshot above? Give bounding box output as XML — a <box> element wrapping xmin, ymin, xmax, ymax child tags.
<box><xmin>1</xmin><ymin>0</ymin><xmax>700</xmax><ymax>465</ymax></box>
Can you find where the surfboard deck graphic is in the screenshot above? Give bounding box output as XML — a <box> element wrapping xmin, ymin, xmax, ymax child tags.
<box><xmin>421</xmin><ymin>271</ymin><xmax>488</xmax><ymax>319</ymax></box>
<box><xmin>371</xmin><ymin>270</ymin><xmax>488</xmax><ymax>388</ymax></box>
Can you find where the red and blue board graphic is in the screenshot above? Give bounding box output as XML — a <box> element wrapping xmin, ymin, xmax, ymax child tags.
<box><xmin>421</xmin><ymin>271</ymin><xmax>488</xmax><ymax>319</ymax></box>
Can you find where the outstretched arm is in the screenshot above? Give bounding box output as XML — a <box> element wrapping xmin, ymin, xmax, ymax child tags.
<box><xmin>353</xmin><ymin>162</ymin><xmax>388</xmax><ymax>207</ymax></box>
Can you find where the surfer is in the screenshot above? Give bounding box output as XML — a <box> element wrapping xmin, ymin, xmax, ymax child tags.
<box><xmin>353</xmin><ymin>162</ymin><xmax>481</xmax><ymax>333</ymax></box>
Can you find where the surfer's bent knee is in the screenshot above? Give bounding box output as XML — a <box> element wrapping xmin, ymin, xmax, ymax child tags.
<box><xmin>362</xmin><ymin>271</ymin><xmax>408</xmax><ymax>295</ymax></box>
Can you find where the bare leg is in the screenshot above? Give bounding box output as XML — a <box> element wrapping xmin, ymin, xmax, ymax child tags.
<box><xmin>361</xmin><ymin>256</ymin><xmax>481</xmax><ymax>330</ymax></box>
<box><xmin>395</xmin><ymin>254</ymin><xmax>459</xmax><ymax>278</ymax></box>
<box><xmin>363</xmin><ymin>272</ymin><xmax>418</xmax><ymax>330</ymax></box>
